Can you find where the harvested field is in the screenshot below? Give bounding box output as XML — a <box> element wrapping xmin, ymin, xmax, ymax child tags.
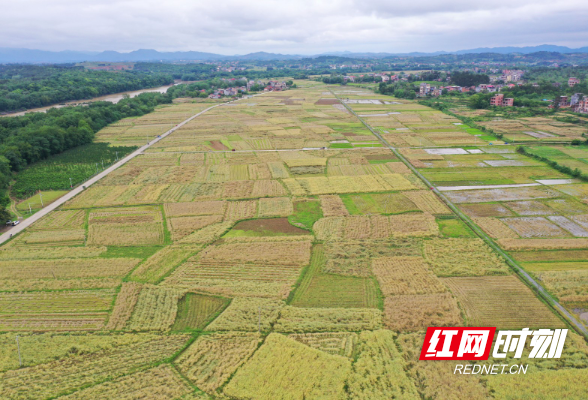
<box><xmin>503</xmin><ymin>217</ymin><xmax>569</xmax><ymax>238</ymax></box>
<box><xmin>372</xmin><ymin>256</ymin><xmax>447</xmax><ymax>296</ymax></box>
<box><xmin>423</xmin><ymin>238</ymin><xmax>510</xmax><ymax>277</ymax></box>
<box><xmin>126</xmin><ymin>286</ymin><xmax>184</xmax><ymax>331</ymax></box>
<box><xmin>472</xmin><ymin>217</ymin><xmax>519</xmax><ymax>239</ymax></box>
<box><xmin>106</xmin><ymin>282</ymin><xmax>143</xmax><ymax>330</ymax></box>
<box><xmin>58</xmin><ymin>365</ymin><xmax>193</xmax><ymax>400</ymax></box>
<box><xmin>445</xmin><ymin>187</ymin><xmax>559</xmax><ymax>203</ymax></box>
<box><xmin>288</xmin><ymin>332</ymin><xmax>357</xmax><ymax>358</ymax></box>
<box><xmin>289</xmin><ymin>245</ymin><xmax>379</xmax><ymax>308</ymax></box>
<box><xmin>443</xmin><ymin>276</ymin><xmax>565</xmax><ymax>328</ymax></box>
<box><xmin>497</xmin><ymin>238</ymin><xmax>588</xmax><ymax>251</ymax></box>
<box><xmin>224</xmin><ymin>333</ymin><xmax>351</xmax><ymax>400</ymax></box>
<box><xmin>274</xmin><ymin>306</ymin><xmax>382</xmax><ymax>332</ymax></box>
<box><xmin>347</xmin><ymin>330</ymin><xmax>419</xmax><ymax>400</ymax></box>
<box><xmin>172</xmin><ymin>292</ymin><xmax>228</xmax><ymax>330</ymax></box>
<box><xmin>0</xmin><ymin>335</ymin><xmax>189</xmax><ymax>399</ymax></box>
<box><xmin>130</xmin><ymin>245</ymin><xmax>201</xmax><ymax>284</ymax></box>
<box><xmin>175</xmin><ymin>332</ymin><xmax>261</xmax><ymax>393</ymax></box>
<box><xmin>505</xmin><ymin>200</ymin><xmax>555</xmax><ymax>216</ymax></box>
<box><xmin>206</xmin><ymin>297</ymin><xmax>283</xmax><ymax>331</ymax></box>
<box><xmin>383</xmin><ymin>293</ymin><xmax>462</xmax><ymax>331</ymax></box>
<box><xmin>397</xmin><ymin>333</ymin><xmax>489</xmax><ymax>399</ymax></box>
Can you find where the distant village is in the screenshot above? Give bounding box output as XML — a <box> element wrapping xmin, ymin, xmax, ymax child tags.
<box><xmin>207</xmin><ymin>79</ymin><xmax>288</xmax><ymax>99</ymax></box>
<box><xmin>342</xmin><ymin>71</ymin><xmax>588</xmax><ymax>114</ymax></box>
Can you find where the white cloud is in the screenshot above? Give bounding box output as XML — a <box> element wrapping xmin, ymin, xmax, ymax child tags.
<box><xmin>0</xmin><ymin>0</ymin><xmax>587</xmax><ymax>53</ymax></box>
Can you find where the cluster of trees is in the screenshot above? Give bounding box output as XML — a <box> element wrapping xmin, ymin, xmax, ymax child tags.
<box><xmin>0</xmin><ymin>65</ymin><xmax>173</xmax><ymax>112</ymax></box>
<box><xmin>167</xmin><ymin>79</ymin><xmax>250</xmax><ymax>98</ymax></box>
<box><xmin>0</xmin><ymin>92</ymin><xmax>173</xmax><ymax>220</ymax></box>
<box><xmin>525</xmin><ymin>66</ymin><xmax>588</xmax><ymax>85</ymax></box>
<box><xmin>377</xmin><ymin>82</ymin><xmax>417</xmax><ymax>99</ymax></box>
<box><xmin>450</xmin><ymin>71</ymin><xmax>490</xmax><ymax>87</ymax></box>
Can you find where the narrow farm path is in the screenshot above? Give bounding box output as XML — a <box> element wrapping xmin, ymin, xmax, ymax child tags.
<box><xmin>0</xmin><ymin>95</ymin><xmax>261</xmax><ymax>245</ymax></box>
<box><xmin>330</xmin><ymin>88</ymin><xmax>588</xmax><ymax>338</ymax></box>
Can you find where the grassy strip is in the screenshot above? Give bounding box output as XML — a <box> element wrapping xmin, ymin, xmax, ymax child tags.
<box><xmin>517</xmin><ymin>145</ymin><xmax>588</xmax><ymax>181</ymax></box>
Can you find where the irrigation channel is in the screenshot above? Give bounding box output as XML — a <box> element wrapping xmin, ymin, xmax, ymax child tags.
<box><xmin>329</xmin><ymin>87</ymin><xmax>588</xmax><ymax>339</ymax></box>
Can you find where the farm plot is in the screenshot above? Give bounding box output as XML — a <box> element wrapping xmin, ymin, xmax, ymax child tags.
<box><xmin>397</xmin><ymin>332</ymin><xmax>489</xmax><ymax>399</ymax></box>
<box><xmin>58</xmin><ymin>365</ymin><xmax>193</xmax><ymax>400</ymax></box>
<box><xmin>0</xmin><ymin>335</ymin><xmax>190</xmax><ymax>399</ymax></box>
<box><xmin>323</xmin><ymin>238</ymin><xmax>422</xmax><ymax>277</ymax></box>
<box><xmin>205</xmin><ymin>297</ymin><xmax>283</xmax><ymax>332</ymax></box>
<box><xmin>0</xmin><ymin>332</ymin><xmax>160</xmax><ymax>372</ymax></box>
<box><xmin>0</xmin><ymin>289</ymin><xmax>115</xmax><ymax>331</ymax></box>
<box><xmin>274</xmin><ymin>306</ymin><xmax>382</xmax><ymax>333</ymax></box>
<box><xmin>223</xmin><ymin>333</ymin><xmax>351</xmax><ymax>400</ymax></box>
<box><xmin>0</xmin><ymin>258</ymin><xmax>141</xmax><ymax>291</ymax></box>
<box><xmin>129</xmin><ymin>245</ymin><xmax>202</xmax><ymax>284</ymax></box>
<box><xmin>125</xmin><ymin>286</ymin><xmax>185</xmax><ymax>331</ymax></box>
<box><xmin>383</xmin><ymin>293</ymin><xmax>462</xmax><ymax>332</ymax></box>
<box><xmin>314</xmin><ymin>214</ymin><xmax>438</xmax><ymax>241</ymax></box>
<box><xmin>174</xmin><ymin>332</ymin><xmax>261</xmax><ymax>394</ymax></box>
<box><xmin>289</xmin><ymin>245</ymin><xmax>380</xmax><ymax>308</ymax></box>
<box><xmin>288</xmin><ymin>332</ymin><xmax>357</xmax><ymax>358</ymax></box>
<box><xmin>423</xmin><ymin>238</ymin><xmax>510</xmax><ymax>277</ymax></box>
<box><xmin>502</xmin><ymin>217</ymin><xmax>570</xmax><ymax>238</ymax></box>
<box><xmin>171</xmin><ymin>292</ymin><xmax>229</xmax><ymax>330</ymax></box>
<box><xmin>443</xmin><ymin>276</ymin><xmax>565</xmax><ymax>329</ymax></box>
<box><xmin>347</xmin><ymin>330</ymin><xmax>419</xmax><ymax>400</ymax></box>
<box><xmin>372</xmin><ymin>256</ymin><xmax>446</xmax><ymax>296</ymax></box>
<box><xmin>87</xmin><ymin>206</ymin><xmax>165</xmax><ymax>246</ymax></box>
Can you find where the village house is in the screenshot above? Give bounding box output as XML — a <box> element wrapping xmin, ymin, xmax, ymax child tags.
<box><xmin>569</xmin><ymin>77</ymin><xmax>580</xmax><ymax>87</ymax></box>
<box><xmin>419</xmin><ymin>83</ymin><xmax>431</xmax><ymax>96</ymax></box>
<box><xmin>490</xmin><ymin>94</ymin><xmax>514</xmax><ymax>107</ymax></box>
<box><xmin>571</xmin><ymin>93</ymin><xmax>585</xmax><ymax>106</ymax></box>
<box><xmin>575</xmin><ymin>97</ymin><xmax>588</xmax><ymax>113</ymax></box>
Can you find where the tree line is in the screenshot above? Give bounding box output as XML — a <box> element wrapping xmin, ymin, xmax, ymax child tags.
<box><xmin>0</xmin><ymin>92</ymin><xmax>173</xmax><ymax>220</ymax></box>
<box><xmin>0</xmin><ymin>65</ymin><xmax>174</xmax><ymax>113</ymax></box>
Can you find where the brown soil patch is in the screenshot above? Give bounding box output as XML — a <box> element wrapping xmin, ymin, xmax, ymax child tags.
<box><xmin>210</xmin><ymin>140</ymin><xmax>230</xmax><ymax>150</ymax></box>
<box><xmin>315</xmin><ymin>99</ymin><xmax>340</xmax><ymax>105</ymax></box>
<box><xmin>231</xmin><ymin>218</ymin><xmax>310</xmax><ymax>235</ymax></box>
<box><xmin>342</xmin><ymin>132</ymin><xmax>355</xmax><ymax>137</ymax></box>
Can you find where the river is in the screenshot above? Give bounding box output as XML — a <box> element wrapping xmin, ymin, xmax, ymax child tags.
<box><xmin>1</xmin><ymin>83</ymin><xmax>183</xmax><ymax>117</ymax></box>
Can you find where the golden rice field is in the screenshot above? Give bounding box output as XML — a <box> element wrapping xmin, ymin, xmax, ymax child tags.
<box><xmin>1</xmin><ymin>83</ymin><xmax>586</xmax><ymax>399</ymax></box>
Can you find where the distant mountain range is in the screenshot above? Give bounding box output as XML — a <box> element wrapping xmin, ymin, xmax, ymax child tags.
<box><xmin>2</xmin><ymin>45</ymin><xmax>588</xmax><ymax>64</ymax></box>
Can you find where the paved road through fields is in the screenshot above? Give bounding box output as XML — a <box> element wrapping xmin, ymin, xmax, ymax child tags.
<box><xmin>0</xmin><ymin>95</ymin><xmax>258</xmax><ymax>245</ymax></box>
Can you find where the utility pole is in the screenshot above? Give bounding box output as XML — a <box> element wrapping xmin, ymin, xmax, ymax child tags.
<box><xmin>101</xmin><ymin>160</ymin><xmax>104</xmax><ymax>169</ymax></box>
<box><xmin>39</xmin><ymin>192</ymin><xmax>43</xmax><ymax>207</ymax></box>
<box><xmin>28</xmin><ymin>203</ymin><xmax>31</xmax><ymax>214</ymax></box>
<box><xmin>115</xmin><ymin>151</ymin><xmax>118</xmax><ymax>161</ymax></box>
<box><xmin>69</xmin><ymin>178</ymin><xmax>72</xmax><ymax>188</ymax></box>
<box><xmin>16</xmin><ymin>335</ymin><xmax>22</xmax><ymax>367</ymax></box>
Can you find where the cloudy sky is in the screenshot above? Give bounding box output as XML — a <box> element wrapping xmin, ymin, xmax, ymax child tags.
<box><xmin>1</xmin><ymin>0</ymin><xmax>588</xmax><ymax>54</ymax></box>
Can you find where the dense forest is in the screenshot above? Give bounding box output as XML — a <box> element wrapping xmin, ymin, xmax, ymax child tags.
<box><xmin>0</xmin><ymin>65</ymin><xmax>173</xmax><ymax>112</ymax></box>
<box><xmin>0</xmin><ymin>92</ymin><xmax>173</xmax><ymax>220</ymax></box>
